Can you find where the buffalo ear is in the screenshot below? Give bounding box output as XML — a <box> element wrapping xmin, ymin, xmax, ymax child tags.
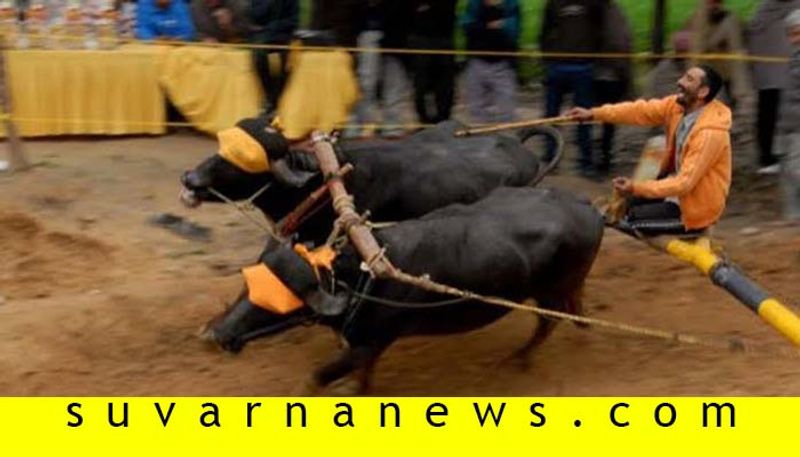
<box><xmin>271</xmin><ymin>159</ymin><xmax>317</xmax><ymax>188</ymax></box>
<box><xmin>305</xmin><ymin>288</ymin><xmax>349</xmax><ymax>316</ymax></box>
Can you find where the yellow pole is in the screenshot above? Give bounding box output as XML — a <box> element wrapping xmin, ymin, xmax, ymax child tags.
<box><xmin>659</xmin><ymin>237</ymin><xmax>800</xmax><ymax>347</ymax></box>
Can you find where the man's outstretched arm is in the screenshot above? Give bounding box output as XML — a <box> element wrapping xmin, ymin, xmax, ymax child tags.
<box><xmin>568</xmin><ymin>97</ymin><xmax>675</xmax><ymax>127</ymax></box>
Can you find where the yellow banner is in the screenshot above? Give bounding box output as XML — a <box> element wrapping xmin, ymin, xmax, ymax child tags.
<box><xmin>0</xmin><ymin>398</ymin><xmax>792</xmax><ymax>455</ymax></box>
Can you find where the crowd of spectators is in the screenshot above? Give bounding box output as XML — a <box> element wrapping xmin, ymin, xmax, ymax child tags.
<box><xmin>9</xmin><ymin>0</ymin><xmax>800</xmax><ymax>221</ymax></box>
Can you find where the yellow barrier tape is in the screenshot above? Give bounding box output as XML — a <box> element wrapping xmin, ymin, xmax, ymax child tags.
<box><xmin>8</xmin><ymin>32</ymin><xmax>791</xmax><ymax>63</ymax></box>
<box><xmin>6</xmin><ymin>116</ymin><xmax>194</xmax><ymax>128</ymax></box>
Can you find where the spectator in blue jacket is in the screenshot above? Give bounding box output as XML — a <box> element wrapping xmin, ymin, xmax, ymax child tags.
<box><xmin>462</xmin><ymin>0</ymin><xmax>520</xmax><ymax>124</ymax></box>
<box><xmin>136</xmin><ymin>0</ymin><xmax>196</xmax><ymax>41</ymax></box>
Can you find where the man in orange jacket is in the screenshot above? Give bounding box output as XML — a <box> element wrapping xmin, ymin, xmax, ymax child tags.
<box><xmin>568</xmin><ymin>65</ymin><xmax>731</xmax><ymax>235</ymax></box>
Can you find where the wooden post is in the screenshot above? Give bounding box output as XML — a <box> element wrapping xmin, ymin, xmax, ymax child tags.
<box><xmin>0</xmin><ymin>35</ymin><xmax>29</xmax><ymax>172</ymax></box>
<box><xmin>310</xmin><ymin>132</ymin><xmax>395</xmax><ymax>278</ymax></box>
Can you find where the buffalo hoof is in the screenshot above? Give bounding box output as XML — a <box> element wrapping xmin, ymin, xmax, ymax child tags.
<box><xmin>499</xmin><ymin>349</ymin><xmax>533</xmax><ymax>373</ymax></box>
<box><xmin>325</xmin><ymin>376</ymin><xmax>365</xmax><ymax>396</ymax></box>
<box><xmin>293</xmin><ymin>379</ymin><xmax>323</xmax><ymax>397</ymax></box>
<box><xmin>196</xmin><ymin>325</ymin><xmax>244</xmax><ymax>354</ymax></box>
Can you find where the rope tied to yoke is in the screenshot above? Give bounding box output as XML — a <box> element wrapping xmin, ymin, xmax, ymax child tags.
<box><xmin>332</xmin><ymin>194</ymin><xmax>356</xmax><ymax>218</ymax></box>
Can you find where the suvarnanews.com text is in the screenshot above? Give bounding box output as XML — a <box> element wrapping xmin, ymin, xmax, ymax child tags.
<box><xmin>64</xmin><ymin>400</ymin><xmax>736</xmax><ymax>430</ymax></box>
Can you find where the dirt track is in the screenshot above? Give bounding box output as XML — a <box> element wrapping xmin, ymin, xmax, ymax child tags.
<box><xmin>1</xmin><ymin>133</ymin><xmax>799</xmax><ymax>396</ymax></box>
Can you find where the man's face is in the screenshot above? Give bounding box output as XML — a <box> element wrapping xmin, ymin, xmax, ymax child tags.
<box><xmin>789</xmin><ymin>25</ymin><xmax>800</xmax><ymax>47</ymax></box>
<box><xmin>156</xmin><ymin>0</ymin><xmax>171</xmax><ymax>9</ymax></box>
<box><xmin>676</xmin><ymin>67</ymin><xmax>709</xmax><ymax>107</ymax></box>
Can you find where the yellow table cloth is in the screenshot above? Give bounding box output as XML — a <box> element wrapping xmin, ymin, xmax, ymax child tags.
<box><xmin>157</xmin><ymin>45</ymin><xmax>264</xmax><ymax>135</ymax></box>
<box><xmin>277</xmin><ymin>49</ymin><xmax>359</xmax><ymax>140</ymax></box>
<box><xmin>4</xmin><ymin>44</ymin><xmax>166</xmax><ymax>137</ymax></box>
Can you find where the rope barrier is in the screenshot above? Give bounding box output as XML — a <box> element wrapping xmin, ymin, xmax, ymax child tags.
<box><xmin>5</xmin><ymin>116</ymin><xmax>195</xmax><ymax>128</ymax></box>
<box><xmin>2</xmin><ymin>115</ymin><xmax>594</xmax><ymax>134</ymax></box>
<box><xmin>6</xmin><ymin>31</ymin><xmax>792</xmax><ymax>63</ymax></box>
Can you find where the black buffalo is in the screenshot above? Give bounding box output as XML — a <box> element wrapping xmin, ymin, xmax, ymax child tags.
<box><xmin>180</xmin><ymin>121</ymin><xmax>562</xmax><ymax>245</ymax></box>
<box><xmin>202</xmin><ymin>187</ymin><xmax>604</xmax><ymax>393</ymax></box>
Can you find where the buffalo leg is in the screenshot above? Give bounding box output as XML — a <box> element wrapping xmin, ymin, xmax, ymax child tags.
<box><xmin>505</xmin><ymin>298</ymin><xmax>564</xmax><ymax>367</ymax></box>
<box><xmin>567</xmin><ymin>285</ymin><xmax>590</xmax><ymax>329</ymax></box>
<box><xmin>311</xmin><ymin>344</ymin><xmax>386</xmax><ymax>394</ymax></box>
<box><xmin>513</xmin><ymin>316</ymin><xmax>559</xmax><ymax>358</ymax></box>
<box><xmin>354</xmin><ymin>357</ymin><xmax>377</xmax><ymax>394</ymax></box>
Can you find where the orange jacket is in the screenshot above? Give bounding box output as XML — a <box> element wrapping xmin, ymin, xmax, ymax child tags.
<box><xmin>592</xmin><ymin>96</ymin><xmax>732</xmax><ymax>229</ymax></box>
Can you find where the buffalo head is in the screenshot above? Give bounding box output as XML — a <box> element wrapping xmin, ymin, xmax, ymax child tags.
<box><xmin>199</xmin><ymin>242</ymin><xmax>349</xmax><ymax>353</ymax></box>
<box><xmin>180</xmin><ymin>116</ymin><xmax>317</xmax><ymax>209</ymax></box>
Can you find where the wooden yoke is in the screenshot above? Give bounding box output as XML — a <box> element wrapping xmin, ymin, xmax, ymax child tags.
<box><xmin>310</xmin><ymin>132</ymin><xmax>396</xmax><ymax>278</ymax></box>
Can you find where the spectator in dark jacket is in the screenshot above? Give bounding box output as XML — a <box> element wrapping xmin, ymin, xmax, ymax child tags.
<box><xmin>463</xmin><ymin>0</ymin><xmax>521</xmax><ymax>124</ymax></box>
<box><xmin>249</xmin><ymin>0</ymin><xmax>298</xmax><ymax>114</ymax></box>
<box><xmin>593</xmin><ymin>0</ymin><xmax>633</xmax><ymax>175</ymax></box>
<box><xmin>191</xmin><ymin>0</ymin><xmax>252</xmax><ymax>43</ymax></box>
<box><xmin>310</xmin><ymin>0</ymin><xmax>363</xmax><ymax>47</ymax></box>
<box><xmin>349</xmin><ymin>0</ymin><xmax>385</xmax><ymax>138</ymax></box>
<box><xmin>378</xmin><ymin>0</ymin><xmax>415</xmax><ymax>137</ymax></box>
<box><xmin>747</xmin><ymin>0</ymin><xmax>800</xmax><ymax>175</ymax></box>
<box><xmin>776</xmin><ymin>9</ymin><xmax>800</xmax><ymax>220</ymax></box>
<box><xmin>539</xmin><ymin>0</ymin><xmax>605</xmax><ymax>178</ymax></box>
<box><xmin>408</xmin><ymin>0</ymin><xmax>458</xmax><ymax>125</ymax></box>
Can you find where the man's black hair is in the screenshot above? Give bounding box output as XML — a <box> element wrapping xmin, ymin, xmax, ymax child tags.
<box><xmin>697</xmin><ymin>65</ymin><xmax>723</xmax><ymax>103</ymax></box>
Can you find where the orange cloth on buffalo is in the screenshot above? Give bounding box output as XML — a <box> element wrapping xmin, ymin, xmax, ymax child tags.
<box><xmin>293</xmin><ymin>244</ymin><xmax>337</xmax><ymax>279</ymax></box>
<box><xmin>277</xmin><ymin>50</ymin><xmax>359</xmax><ymax>140</ymax></box>
<box><xmin>241</xmin><ymin>263</ymin><xmax>304</xmax><ymax>314</ymax></box>
<box><xmin>592</xmin><ymin>96</ymin><xmax>732</xmax><ymax>229</ymax></box>
<box><xmin>3</xmin><ymin>45</ymin><xmax>165</xmax><ymax>137</ymax></box>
